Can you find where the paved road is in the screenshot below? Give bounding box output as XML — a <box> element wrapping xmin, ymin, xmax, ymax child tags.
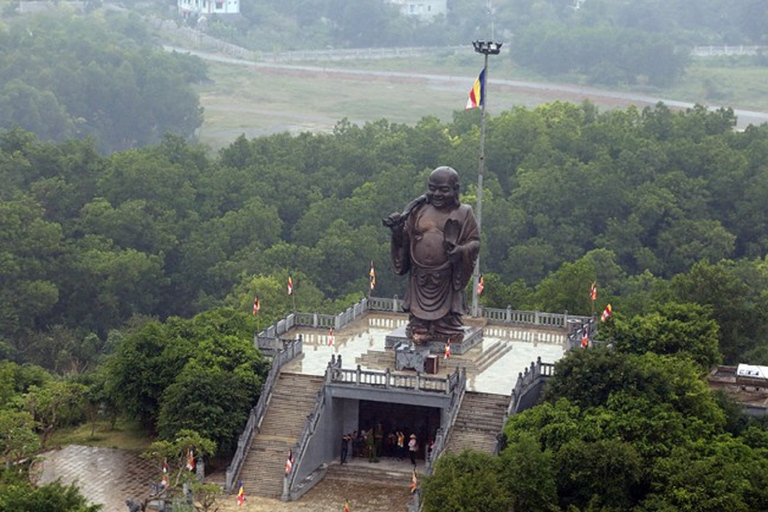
<box><xmin>167</xmin><ymin>45</ymin><xmax>768</xmax><ymax>130</ymax></box>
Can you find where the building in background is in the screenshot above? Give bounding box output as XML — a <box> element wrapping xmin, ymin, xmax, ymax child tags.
<box><xmin>389</xmin><ymin>0</ymin><xmax>447</xmax><ymax>21</ymax></box>
<box><xmin>178</xmin><ymin>0</ymin><xmax>240</xmax><ymax>19</ymax></box>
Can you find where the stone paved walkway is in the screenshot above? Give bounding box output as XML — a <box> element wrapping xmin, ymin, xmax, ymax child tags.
<box><xmin>35</xmin><ymin>445</ymin><xmax>158</xmax><ymax>512</ymax></box>
<box><xmin>37</xmin><ymin>445</ymin><xmax>415</xmax><ymax>512</ymax></box>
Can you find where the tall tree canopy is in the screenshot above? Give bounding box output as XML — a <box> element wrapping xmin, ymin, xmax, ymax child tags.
<box><xmin>3</xmin><ymin>101</ymin><xmax>768</xmax><ymax>367</ymax></box>
<box><xmin>0</xmin><ymin>13</ymin><xmax>205</xmax><ymax>153</ymax></box>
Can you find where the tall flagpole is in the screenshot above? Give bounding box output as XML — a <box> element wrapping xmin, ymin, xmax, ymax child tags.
<box><xmin>470</xmin><ymin>40</ymin><xmax>501</xmax><ymax>317</ymax></box>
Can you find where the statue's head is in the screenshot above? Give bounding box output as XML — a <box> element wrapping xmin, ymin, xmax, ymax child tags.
<box><xmin>427</xmin><ymin>166</ymin><xmax>460</xmax><ymax>209</ymax></box>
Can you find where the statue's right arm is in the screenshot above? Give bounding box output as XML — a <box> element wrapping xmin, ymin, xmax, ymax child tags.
<box><xmin>385</xmin><ymin>212</ymin><xmax>405</xmax><ymax>244</ymax></box>
<box><xmin>389</xmin><ymin>214</ymin><xmax>410</xmax><ymax>275</ymax></box>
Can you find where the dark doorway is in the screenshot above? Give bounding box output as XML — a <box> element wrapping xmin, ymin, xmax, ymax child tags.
<box><xmin>357</xmin><ymin>400</ymin><xmax>440</xmax><ymax>460</ymax></box>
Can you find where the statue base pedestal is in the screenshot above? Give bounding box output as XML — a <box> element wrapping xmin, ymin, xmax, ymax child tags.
<box><xmin>385</xmin><ymin>324</ymin><xmax>483</xmax><ymax>356</ymax></box>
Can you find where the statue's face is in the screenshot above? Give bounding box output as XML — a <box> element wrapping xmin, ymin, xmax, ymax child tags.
<box><xmin>427</xmin><ymin>168</ymin><xmax>459</xmax><ymax>209</ymax></box>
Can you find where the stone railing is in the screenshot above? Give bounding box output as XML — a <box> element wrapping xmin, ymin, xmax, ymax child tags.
<box><xmin>330</xmin><ymin>364</ymin><xmax>458</xmax><ymax>394</ymax></box>
<box><xmin>482</xmin><ymin>306</ymin><xmax>590</xmax><ymax>330</ymax></box>
<box><xmin>367</xmin><ymin>296</ymin><xmax>404</xmax><ymax>313</ymax></box>
<box><xmin>283</xmin><ymin>385</ymin><xmax>328</xmax><ymax>500</ymax></box>
<box><xmin>225</xmin><ymin>337</ymin><xmax>303</xmax><ymax>492</ymax></box>
<box><xmin>256</xmin><ymin>298</ymin><xmax>374</xmax><ymax>348</ymax></box>
<box><xmin>691</xmin><ymin>45</ymin><xmax>766</xmax><ymax>57</ymax></box>
<box><xmin>502</xmin><ymin>357</ymin><xmax>556</xmax><ymax>430</ymax></box>
<box><xmin>565</xmin><ymin>316</ymin><xmax>599</xmax><ymax>351</ymax></box>
<box><xmin>256</xmin><ymin>297</ymin><xmax>592</xmax><ymax>348</ymax></box>
<box><xmin>425</xmin><ymin>367</ymin><xmax>466</xmax><ymax>474</ymax></box>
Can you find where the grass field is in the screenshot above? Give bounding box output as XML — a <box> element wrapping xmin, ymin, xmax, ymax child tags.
<box><xmin>193</xmin><ymin>51</ymin><xmax>768</xmax><ymax>151</ymax></box>
<box><xmin>49</xmin><ymin>418</ymin><xmax>152</xmax><ymax>452</ymax></box>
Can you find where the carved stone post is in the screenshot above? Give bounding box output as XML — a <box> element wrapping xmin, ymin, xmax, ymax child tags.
<box><xmin>282</xmin><ymin>474</ymin><xmax>290</xmax><ymax>501</ymax></box>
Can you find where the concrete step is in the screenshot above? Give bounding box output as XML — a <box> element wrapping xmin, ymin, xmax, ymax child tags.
<box><xmin>475</xmin><ymin>341</ymin><xmax>513</xmax><ymax>374</ymax></box>
<box><xmin>324</xmin><ymin>459</ymin><xmax>416</xmax><ymax>487</ymax></box>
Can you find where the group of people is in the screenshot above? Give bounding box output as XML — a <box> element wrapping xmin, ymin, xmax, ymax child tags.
<box><xmin>340</xmin><ymin>427</ymin><xmax>427</xmax><ymax>466</ymax></box>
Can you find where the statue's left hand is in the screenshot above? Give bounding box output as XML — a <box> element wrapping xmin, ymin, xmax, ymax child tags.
<box><xmin>446</xmin><ymin>243</ymin><xmax>461</xmax><ymax>260</ymax></box>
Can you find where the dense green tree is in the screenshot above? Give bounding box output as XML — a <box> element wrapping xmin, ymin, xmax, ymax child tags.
<box><xmin>555</xmin><ymin>438</ymin><xmax>643</xmax><ymax>510</ymax></box>
<box><xmin>422</xmin><ymin>450</ymin><xmax>511</xmax><ymax>512</ymax></box>
<box><xmin>0</xmin><ymin>13</ymin><xmax>204</xmax><ymax>153</ymax></box>
<box><xmin>0</xmin><ymin>481</ymin><xmax>101</xmax><ymax>512</ymax></box>
<box><xmin>143</xmin><ymin>429</ymin><xmax>216</xmax><ymax>488</ymax></box>
<box><xmin>0</xmin><ymin>196</ymin><xmax>63</xmax><ymax>341</ymax></box>
<box><xmin>23</xmin><ymin>381</ymin><xmax>88</xmax><ymax>448</ymax></box>
<box><xmin>498</xmin><ymin>433</ymin><xmax>558</xmax><ymax>512</ymax></box>
<box><xmin>671</xmin><ymin>259</ymin><xmax>768</xmax><ymax>364</ymax></box>
<box><xmin>532</xmin><ymin>249</ymin><xmax>624</xmax><ymax>315</ymax></box>
<box><xmin>0</xmin><ymin>410</ymin><xmax>40</xmax><ymax>470</ymax></box>
<box><xmin>157</xmin><ymin>360</ymin><xmax>255</xmax><ymax>456</ymax></box>
<box><xmin>107</xmin><ymin>308</ymin><xmax>265</xmax><ymax>454</ymax></box>
<box><xmin>5</xmin><ymin>98</ymin><xmax>768</xmax><ymax>370</ymax></box>
<box><xmin>642</xmin><ymin>437</ymin><xmax>768</xmax><ymax>511</ymax></box>
<box><xmin>543</xmin><ymin>348</ymin><xmax>725</xmax><ymax>430</ymax></box>
<box><xmin>604</xmin><ymin>302</ymin><xmax>722</xmax><ymax>370</ymax></box>
<box><xmin>504</xmin><ymin>398</ymin><xmax>583</xmax><ymax>453</ymax></box>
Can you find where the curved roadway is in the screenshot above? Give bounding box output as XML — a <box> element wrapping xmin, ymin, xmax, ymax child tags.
<box><xmin>167</xmin><ymin>45</ymin><xmax>768</xmax><ymax>131</ymax></box>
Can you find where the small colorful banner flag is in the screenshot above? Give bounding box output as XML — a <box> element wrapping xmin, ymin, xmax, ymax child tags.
<box><xmin>285</xmin><ymin>449</ymin><xmax>294</xmax><ymax>475</ymax></box>
<box><xmin>444</xmin><ymin>339</ymin><xmax>451</xmax><ymax>359</ymax></box>
<box><xmin>344</xmin><ymin>500</ymin><xmax>350</xmax><ymax>512</ymax></box>
<box><xmin>236</xmin><ymin>480</ymin><xmax>246</xmax><ymax>506</ymax></box>
<box><xmin>601</xmin><ymin>304</ymin><xmax>613</xmax><ymax>322</ymax></box>
<box><xmin>253</xmin><ymin>293</ymin><xmax>260</xmax><ymax>315</ymax></box>
<box><xmin>369</xmin><ymin>261</ymin><xmax>376</xmax><ymax>291</ymax></box>
<box><xmin>477</xmin><ymin>273</ymin><xmax>485</xmax><ymax>296</ymax></box>
<box><xmin>581</xmin><ymin>325</ymin><xmax>589</xmax><ymax>349</ymax></box>
<box><xmin>410</xmin><ymin>468</ymin><xmax>418</xmax><ymax>493</ymax></box>
<box><xmin>590</xmin><ymin>282</ymin><xmax>597</xmax><ymax>301</ymax></box>
<box><xmin>186</xmin><ymin>449</ymin><xmax>195</xmax><ymax>471</ymax></box>
<box><xmin>159</xmin><ymin>457</ymin><xmax>169</xmax><ymax>490</ymax></box>
<box><xmin>287</xmin><ymin>274</ymin><xmax>294</xmax><ymax>296</ymax></box>
<box><xmin>466</xmin><ymin>68</ymin><xmax>485</xmax><ymax>110</ymax></box>
<box><xmin>329</xmin><ymin>327</ymin><xmax>335</xmax><ymax>346</ymax></box>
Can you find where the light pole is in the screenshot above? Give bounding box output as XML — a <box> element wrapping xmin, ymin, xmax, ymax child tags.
<box><xmin>470</xmin><ymin>40</ymin><xmax>501</xmax><ymax>318</ymax></box>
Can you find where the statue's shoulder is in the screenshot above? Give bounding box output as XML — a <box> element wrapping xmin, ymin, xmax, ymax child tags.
<box><xmin>456</xmin><ymin>203</ymin><xmax>475</xmax><ymax>218</ymax></box>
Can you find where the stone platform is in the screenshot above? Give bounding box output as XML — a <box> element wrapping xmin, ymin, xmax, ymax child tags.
<box><xmin>384</xmin><ymin>324</ymin><xmax>483</xmax><ymax>356</ymax></box>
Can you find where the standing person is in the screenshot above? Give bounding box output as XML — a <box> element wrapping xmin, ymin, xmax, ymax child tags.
<box><xmin>365</xmin><ymin>429</ymin><xmax>375</xmax><ymax>463</ymax></box>
<box><xmin>340</xmin><ymin>433</ymin><xmax>349</xmax><ymax>464</ymax></box>
<box><xmin>396</xmin><ymin>430</ymin><xmax>406</xmax><ymax>461</ymax></box>
<box><xmin>408</xmin><ymin>434</ymin><xmax>419</xmax><ymax>466</ymax></box>
<box><xmin>352</xmin><ymin>430</ymin><xmax>362</xmax><ymax>458</ymax></box>
<box><xmin>374</xmin><ymin>423</ymin><xmax>384</xmax><ymax>462</ymax></box>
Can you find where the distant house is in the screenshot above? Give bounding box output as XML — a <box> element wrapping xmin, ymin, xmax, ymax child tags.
<box><xmin>389</xmin><ymin>0</ymin><xmax>447</xmax><ymax>21</ymax></box>
<box><xmin>177</xmin><ymin>0</ymin><xmax>239</xmax><ymax>18</ymax></box>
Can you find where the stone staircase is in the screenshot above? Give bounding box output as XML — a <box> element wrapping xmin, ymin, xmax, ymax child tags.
<box><xmin>474</xmin><ymin>341</ymin><xmax>512</xmax><ymax>374</ymax></box>
<box><xmin>238</xmin><ymin>372</ymin><xmax>324</xmax><ymax>498</ymax></box>
<box><xmin>445</xmin><ymin>391</ymin><xmax>509</xmax><ymax>455</ymax></box>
